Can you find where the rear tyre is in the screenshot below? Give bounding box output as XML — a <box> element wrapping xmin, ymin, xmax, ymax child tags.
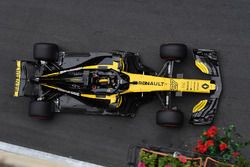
<box><xmin>160</xmin><ymin>43</ymin><xmax>187</xmax><ymax>61</ymax></box>
<box><xmin>156</xmin><ymin>109</ymin><xmax>184</xmax><ymax>127</ymax></box>
<box><xmin>33</xmin><ymin>43</ymin><xmax>59</xmax><ymax>62</ymax></box>
<box><xmin>29</xmin><ymin>101</ymin><xmax>55</xmax><ymax>120</ymax></box>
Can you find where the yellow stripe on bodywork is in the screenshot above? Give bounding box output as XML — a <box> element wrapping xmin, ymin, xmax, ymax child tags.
<box><xmin>41</xmin><ymin>72</ymin><xmax>60</xmax><ymax>77</ymax></box>
<box><xmin>192</xmin><ymin>100</ymin><xmax>208</xmax><ymax>113</ymax></box>
<box><xmin>41</xmin><ymin>58</ymin><xmax>123</xmax><ymax>78</ymax></box>
<box><xmin>41</xmin><ymin>84</ymin><xmax>58</xmax><ymax>89</ymax></box>
<box><xmin>81</xmin><ymin>94</ymin><xmax>122</xmax><ymax>108</ymax></box>
<box><xmin>122</xmin><ymin>72</ymin><xmax>216</xmax><ymax>94</ymax></box>
<box><xmin>14</xmin><ymin>60</ymin><xmax>21</xmax><ymax>97</ymax></box>
<box><xmin>41</xmin><ymin>84</ymin><xmax>122</xmax><ymax>107</ymax></box>
<box><xmin>81</xmin><ymin>94</ymin><xmax>118</xmax><ymax>104</ymax></box>
<box><xmin>195</xmin><ymin>60</ymin><xmax>209</xmax><ymax>74</ymax></box>
<box><xmin>82</xmin><ymin>61</ymin><xmax>120</xmax><ymax>71</ymax></box>
<box><xmin>116</xmin><ymin>96</ymin><xmax>123</xmax><ymax>108</ymax></box>
<box><xmin>99</xmin><ymin>78</ymin><xmax>109</xmax><ymax>83</ymax></box>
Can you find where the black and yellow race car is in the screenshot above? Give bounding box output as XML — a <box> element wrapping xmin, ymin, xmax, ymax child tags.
<box><xmin>14</xmin><ymin>43</ymin><xmax>222</xmax><ymax>127</ymax></box>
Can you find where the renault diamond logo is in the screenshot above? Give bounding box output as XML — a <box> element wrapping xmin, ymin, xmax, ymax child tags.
<box><xmin>202</xmin><ymin>83</ymin><xmax>209</xmax><ymax>89</ymax></box>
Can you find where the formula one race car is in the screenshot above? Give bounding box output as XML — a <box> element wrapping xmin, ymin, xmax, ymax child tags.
<box><xmin>14</xmin><ymin>43</ymin><xmax>222</xmax><ymax>127</ymax></box>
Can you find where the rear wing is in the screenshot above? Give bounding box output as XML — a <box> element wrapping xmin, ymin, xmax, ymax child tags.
<box><xmin>190</xmin><ymin>49</ymin><xmax>222</xmax><ymax>125</ymax></box>
<box><xmin>14</xmin><ymin>61</ymin><xmax>22</xmax><ymax>97</ymax></box>
<box><xmin>14</xmin><ymin>60</ymin><xmax>39</xmax><ymax>97</ymax></box>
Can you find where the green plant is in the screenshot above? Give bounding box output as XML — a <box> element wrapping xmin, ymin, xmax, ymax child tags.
<box><xmin>139</xmin><ymin>150</ymin><xmax>158</xmax><ymax>167</ymax></box>
<box><xmin>235</xmin><ymin>155</ymin><xmax>250</xmax><ymax>167</ymax></box>
<box><xmin>138</xmin><ymin>150</ymin><xmax>200</xmax><ymax>167</ymax></box>
<box><xmin>158</xmin><ymin>156</ymin><xmax>198</xmax><ymax>167</ymax></box>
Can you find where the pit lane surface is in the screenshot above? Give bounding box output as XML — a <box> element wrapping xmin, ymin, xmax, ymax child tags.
<box><xmin>0</xmin><ymin>0</ymin><xmax>250</xmax><ymax>166</ymax></box>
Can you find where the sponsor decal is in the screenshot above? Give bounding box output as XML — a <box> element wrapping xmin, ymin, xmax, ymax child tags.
<box><xmin>138</xmin><ymin>81</ymin><xmax>164</xmax><ymax>86</ymax></box>
<box><xmin>42</xmin><ymin>84</ymin><xmax>80</xmax><ymax>96</ymax></box>
<box><xmin>170</xmin><ymin>79</ymin><xmax>178</xmax><ymax>91</ymax></box>
<box><xmin>202</xmin><ymin>83</ymin><xmax>209</xmax><ymax>89</ymax></box>
<box><xmin>57</xmin><ymin>87</ymin><xmax>80</xmax><ymax>96</ymax></box>
<box><xmin>14</xmin><ymin>61</ymin><xmax>21</xmax><ymax>97</ymax></box>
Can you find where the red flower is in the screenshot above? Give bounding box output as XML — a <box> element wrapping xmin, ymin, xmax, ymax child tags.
<box><xmin>195</xmin><ymin>140</ymin><xmax>208</xmax><ymax>154</ymax></box>
<box><xmin>198</xmin><ymin>144</ymin><xmax>208</xmax><ymax>153</ymax></box>
<box><xmin>138</xmin><ymin>161</ymin><xmax>146</xmax><ymax>167</ymax></box>
<box><xmin>219</xmin><ymin>143</ymin><xmax>228</xmax><ymax>151</ymax></box>
<box><xmin>232</xmin><ymin>152</ymin><xmax>239</xmax><ymax>157</ymax></box>
<box><xmin>195</xmin><ymin>139</ymin><xmax>216</xmax><ymax>154</ymax></box>
<box><xmin>198</xmin><ymin>139</ymin><xmax>203</xmax><ymax>145</ymax></box>
<box><xmin>177</xmin><ymin>155</ymin><xmax>187</xmax><ymax>164</ymax></box>
<box><xmin>203</xmin><ymin>125</ymin><xmax>218</xmax><ymax>138</ymax></box>
<box><xmin>205</xmin><ymin>140</ymin><xmax>215</xmax><ymax>147</ymax></box>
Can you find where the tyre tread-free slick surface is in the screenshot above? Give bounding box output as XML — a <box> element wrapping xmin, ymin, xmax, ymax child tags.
<box><xmin>29</xmin><ymin>101</ymin><xmax>54</xmax><ymax>119</ymax></box>
<box><xmin>33</xmin><ymin>43</ymin><xmax>59</xmax><ymax>62</ymax></box>
<box><xmin>156</xmin><ymin>109</ymin><xmax>184</xmax><ymax>127</ymax></box>
<box><xmin>160</xmin><ymin>43</ymin><xmax>187</xmax><ymax>61</ymax></box>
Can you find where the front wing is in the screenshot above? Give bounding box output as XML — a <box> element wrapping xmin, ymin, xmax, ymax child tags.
<box><xmin>190</xmin><ymin>49</ymin><xmax>222</xmax><ymax>125</ymax></box>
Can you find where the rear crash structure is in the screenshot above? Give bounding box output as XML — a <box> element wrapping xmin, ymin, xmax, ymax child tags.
<box><xmin>14</xmin><ymin>43</ymin><xmax>222</xmax><ymax>127</ymax></box>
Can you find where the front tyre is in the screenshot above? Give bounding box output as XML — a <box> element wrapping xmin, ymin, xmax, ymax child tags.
<box><xmin>33</xmin><ymin>43</ymin><xmax>59</xmax><ymax>62</ymax></box>
<box><xmin>29</xmin><ymin>101</ymin><xmax>55</xmax><ymax>120</ymax></box>
<box><xmin>156</xmin><ymin>109</ymin><xmax>184</xmax><ymax>127</ymax></box>
<box><xmin>160</xmin><ymin>43</ymin><xmax>187</xmax><ymax>61</ymax></box>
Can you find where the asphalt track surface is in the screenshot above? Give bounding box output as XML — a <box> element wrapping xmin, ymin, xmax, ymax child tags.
<box><xmin>0</xmin><ymin>0</ymin><xmax>250</xmax><ymax>166</ymax></box>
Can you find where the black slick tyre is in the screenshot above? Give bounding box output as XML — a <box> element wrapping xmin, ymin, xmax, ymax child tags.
<box><xmin>160</xmin><ymin>43</ymin><xmax>187</xmax><ymax>61</ymax></box>
<box><xmin>33</xmin><ymin>43</ymin><xmax>59</xmax><ymax>62</ymax></box>
<box><xmin>29</xmin><ymin>101</ymin><xmax>55</xmax><ymax>120</ymax></box>
<box><xmin>156</xmin><ymin>109</ymin><xmax>184</xmax><ymax>127</ymax></box>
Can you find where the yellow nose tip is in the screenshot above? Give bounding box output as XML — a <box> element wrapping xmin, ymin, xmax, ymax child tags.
<box><xmin>210</xmin><ymin>83</ymin><xmax>216</xmax><ymax>90</ymax></box>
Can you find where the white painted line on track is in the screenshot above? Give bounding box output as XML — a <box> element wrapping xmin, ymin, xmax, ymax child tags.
<box><xmin>0</xmin><ymin>141</ymin><xmax>104</xmax><ymax>167</ymax></box>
